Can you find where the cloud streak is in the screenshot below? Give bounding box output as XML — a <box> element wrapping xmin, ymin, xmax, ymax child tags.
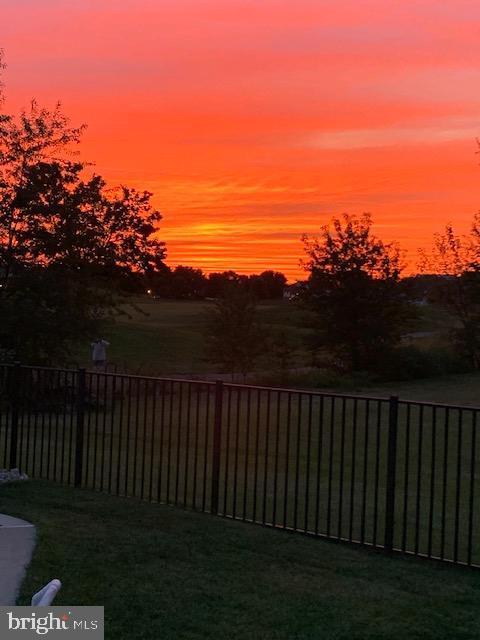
<box><xmin>308</xmin><ymin>118</ymin><xmax>480</xmax><ymax>150</ymax></box>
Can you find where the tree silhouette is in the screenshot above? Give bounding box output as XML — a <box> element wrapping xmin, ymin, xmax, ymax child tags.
<box><xmin>204</xmin><ymin>290</ymin><xmax>266</xmax><ymax>380</ymax></box>
<box><xmin>206</xmin><ymin>271</ymin><xmax>248</xmax><ymax>298</ymax></box>
<box><xmin>419</xmin><ymin>217</ymin><xmax>480</xmax><ymax>368</ymax></box>
<box><xmin>0</xmin><ymin>98</ymin><xmax>165</xmax><ymax>363</ymax></box>
<box><xmin>168</xmin><ymin>266</ymin><xmax>207</xmax><ymax>299</ymax></box>
<box><xmin>302</xmin><ymin>213</ymin><xmax>409</xmax><ymax>372</ymax></box>
<box><xmin>248</xmin><ymin>270</ymin><xmax>286</xmax><ymax>299</ymax></box>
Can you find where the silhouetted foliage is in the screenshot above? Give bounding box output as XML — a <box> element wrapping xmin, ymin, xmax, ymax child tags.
<box><xmin>419</xmin><ymin>217</ymin><xmax>480</xmax><ymax>369</ymax></box>
<box><xmin>148</xmin><ymin>265</ymin><xmax>207</xmax><ymax>299</ymax></box>
<box><xmin>266</xmin><ymin>328</ymin><xmax>298</xmax><ymax>383</ymax></box>
<box><xmin>248</xmin><ymin>270</ymin><xmax>287</xmax><ymax>299</ymax></box>
<box><xmin>302</xmin><ymin>213</ymin><xmax>411</xmax><ymax>372</ymax></box>
<box><xmin>204</xmin><ymin>269</ymin><xmax>286</xmax><ymax>299</ymax></box>
<box><xmin>171</xmin><ymin>266</ymin><xmax>207</xmax><ymax>298</ymax></box>
<box><xmin>204</xmin><ymin>290</ymin><xmax>266</xmax><ymax>379</ymax></box>
<box><xmin>0</xmin><ymin>99</ymin><xmax>165</xmax><ymax>363</ymax></box>
<box><xmin>206</xmin><ymin>271</ymin><xmax>248</xmax><ymax>298</ymax></box>
<box><xmin>374</xmin><ymin>345</ymin><xmax>470</xmax><ymax>381</ymax></box>
<box><xmin>143</xmin><ymin>267</ymin><xmax>287</xmax><ymax>300</ymax></box>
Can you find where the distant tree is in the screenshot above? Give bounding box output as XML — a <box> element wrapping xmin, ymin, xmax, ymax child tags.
<box><xmin>419</xmin><ymin>218</ymin><xmax>480</xmax><ymax>368</ymax></box>
<box><xmin>143</xmin><ymin>265</ymin><xmax>207</xmax><ymax>299</ymax></box>
<box><xmin>142</xmin><ymin>262</ymin><xmax>172</xmax><ymax>296</ymax></box>
<box><xmin>206</xmin><ymin>271</ymin><xmax>246</xmax><ymax>297</ymax></box>
<box><xmin>302</xmin><ymin>213</ymin><xmax>409</xmax><ymax>371</ymax></box>
<box><xmin>204</xmin><ymin>290</ymin><xmax>266</xmax><ymax>380</ymax></box>
<box><xmin>248</xmin><ymin>270</ymin><xmax>287</xmax><ymax>299</ymax></box>
<box><xmin>206</xmin><ymin>269</ymin><xmax>286</xmax><ymax>299</ymax></box>
<box><xmin>143</xmin><ymin>267</ymin><xmax>287</xmax><ymax>301</ymax></box>
<box><xmin>267</xmin><ymin>328</ymin><xmax>298</xmax><ymax>383</ymax></box>
<box><xmin>169</xmin><ymin>266</ymin><xmax>207</xmax><ymax>299</ymax></box>
<box><xmin>0</xmin><ymin>100</ymin><xmax>165</xmax><ymax>363</ymax></box>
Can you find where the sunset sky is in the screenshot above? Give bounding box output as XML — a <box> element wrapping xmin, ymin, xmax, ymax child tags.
<box><xmin>2</xmin><ymin>0</ymin><xmax>480</xmax><ymax>280</ymax></box>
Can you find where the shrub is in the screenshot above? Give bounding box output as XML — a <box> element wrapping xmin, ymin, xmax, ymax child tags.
<box><xmin>374</xmin><ymin>345</ymin><xmax>471</xmax><ymax>382</ymax></box>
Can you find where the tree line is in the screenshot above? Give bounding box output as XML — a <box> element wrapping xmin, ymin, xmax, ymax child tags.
<box><xmin>143</xmin><ymin>267</ymin><xmax>287</xmax><ymax>300</ymax></box>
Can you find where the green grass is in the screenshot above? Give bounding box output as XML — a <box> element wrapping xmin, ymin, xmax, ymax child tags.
<box><xmin>259</xmin><ymin>369</ymin><xmax>480</xmax><ymax>405</ymax></box>
<box><xmin>72</xmin><ymin>298</ymin><xmax>479</xmax><ymax>401</ymax></box>
<box><xmin>2</xmin><ymin>480</ymin><xmax>480</xmax><ymax>639</ymax></box>
<box><xmin>407</xmin><ymin>303</ymin><xmax>458</xmax><ymax>334</ymax></box>
<box><xmin>369</xmin><ymin>372</ymin><xmax>480</xmax><ymax>406</ymax></box>
<box><xmin>76</xmin><ymin>298</ymin><xmax>312</xmax><ymax>375</ymax></box>
<box><xmin>80</xmin><ymin>300</ymin><xmax>214</xmax><ymax>375</ymax></box>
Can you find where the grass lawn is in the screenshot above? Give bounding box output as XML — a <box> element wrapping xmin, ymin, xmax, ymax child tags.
<box><xmin>70</xmin><ymin>297</ymin><xmax>480</xmax><ymax>406</ymax></box>
<box><xmin>1</xmin><ymin>481</ymin><xmax>480</xmax><ymax>639</ymax></box>
<box><xmin>366</xmin><ymin>372</ymin><xmax>480</xmax><ymax>406</ymax></box>
<box><xmin>75</xmin><ymin>298</ymin><xmax>313</xmax><ymax>376</ymax></box>
<box><xmin>78</xmin><ymin>300</ymin><xmax>214</xmax><ymax>375</ymax></box>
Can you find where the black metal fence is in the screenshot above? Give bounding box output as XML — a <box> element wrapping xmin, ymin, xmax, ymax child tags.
<box><xmin>0</xmin><ymin>363</ymin><xmax>479</xmax><ymax>567</ymax></box>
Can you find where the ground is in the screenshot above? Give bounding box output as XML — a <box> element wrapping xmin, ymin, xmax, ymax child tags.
<box><xmin>2</xmin><ymin>481</ymin><xmax>480</xmax><ymax>640</ymax></box>
<box><xmin>83</xmin><ymin>298</ymin><xmax>312</xmax><ymax>376</ymax></box>
<box><xmin>72</xmin><ymin>297</ymin><xmax>480</xmax><ymax>405</ymax></box>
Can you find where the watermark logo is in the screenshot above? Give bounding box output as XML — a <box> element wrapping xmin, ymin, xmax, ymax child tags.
<box><xmin>0</xmin><ymin>607</ymin><xmax>103</xmax><ymax>638</ymax></box>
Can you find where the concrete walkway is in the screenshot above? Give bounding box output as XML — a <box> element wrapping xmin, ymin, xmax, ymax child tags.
<box><xmin>0</xmin><ymin>514</ymin><xmax>36</xmax><ymax>605</ymax></box>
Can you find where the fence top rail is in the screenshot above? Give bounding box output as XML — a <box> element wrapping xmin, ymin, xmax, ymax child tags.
<box><xmin>0</xmin><ymin>364</ymin><xmax>217</xmax><ymax>387</ymax></box>
<box><xmin>218</xmin><ymin>383</ymin><xmax>480</xmax><ymax>411</ymax></box>
<box><xmin>222</xmin><ymin>381</ymin><xmax>390</xmax><ymax>403</ymax></box>
<box><xmin>1</xmin><ymin>363</ymin><xmax>480</xmax><ymax>412</ymax></box>
<box><xmin>1</xmin><ymin>363</ymin><xmax>77</xmax><ymax>375</ymax></box>
<box><xmin>85</xmin><ymin>370</ymin><xmax>217</xmax><ymax>386</ymax></box>
<box><xmin>398</xmin><ymin>398</ymin><xmax>480</xmax><ymax>412</ymax></box>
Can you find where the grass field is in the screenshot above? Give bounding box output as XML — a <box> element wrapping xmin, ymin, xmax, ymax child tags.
<box><xmin>72</xmin><ymin>298</ymin><xmax>477</xmax><ymax>399</ymax></box>
<box><xmin>75</xmin><ymin>298</ymin><xmax>311</xmax><ymax>376</ymax></box>
<box><xmin>2</xmin><ymin>480</ymin><xmax>480</xmax><ymax>640</ymax></box>
<box><xmin>92</xmin><ymin>300</ymin><xmax>214</xmax><ymax>375</ymax></box>
<box><xmin>73</xmin><ymin>294</ymin><xmax>480</xmax><ymax>405</ymax></box>
<box><xmin>367</xmin><ymin>374</ymin><xmax>480</xmax><ymax>406</ymax></box>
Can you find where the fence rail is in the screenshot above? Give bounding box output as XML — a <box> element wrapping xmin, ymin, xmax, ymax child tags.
<box><xmin>0</xmin><ymin>363</ymin><xmax>478</xmax><ymax>567</ymax></box>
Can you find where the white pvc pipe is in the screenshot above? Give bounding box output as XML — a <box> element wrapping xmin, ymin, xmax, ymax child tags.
<box><xmin>31</xmin><ymin>579</ymin><xmax>62</xmax><ymax>606</ymax></box>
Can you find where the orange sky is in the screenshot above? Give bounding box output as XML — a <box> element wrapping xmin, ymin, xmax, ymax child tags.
<box><xmin>2</xmin><ymin>0</ymin><xmax>480</xmax><ymax>280</ymax></box>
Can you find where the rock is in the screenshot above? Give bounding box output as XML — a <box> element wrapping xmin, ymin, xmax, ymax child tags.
<box><xmin>0</xmin><ymin>469</ymin><xmax>29</xmax><ymax>485</ymax></box>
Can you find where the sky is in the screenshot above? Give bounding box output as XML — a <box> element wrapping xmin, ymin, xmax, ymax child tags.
<box><xmin>2</xmin><ymin>0</ymin><xmax>480</xmax><ymax>280</ymax></box>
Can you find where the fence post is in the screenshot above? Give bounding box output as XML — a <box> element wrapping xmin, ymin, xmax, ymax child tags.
<box><xmin>384</xmin><ymin>395</ymin><xmax>399</xmax><ymax>553</ymax></box>
<box><xmin>9</xmin><ymin>362</ymin><xmax>21</xmax><ymax>469</ymax></box>
<box><xmin>74</xmin><ymin>368</ymin><xmax>86</xmax><ymax>488</ymax></box>
<box><xmin>211</xmin><ymin>380</ymin><xmax>224</xmax><ymax>515</ymax></box>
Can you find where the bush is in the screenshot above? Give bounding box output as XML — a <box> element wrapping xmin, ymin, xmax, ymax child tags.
<box><xmin>253</xmin><ymin>345</ymin><xmax>472</xmax><ymax>389</ymax></box>
<box><xmin>374</xmin><ymin>345</ymin><xmax>472</xmax><ymax>382</ymax></box>
<box><xmin>253</xmin><ymin>368</ymin><xmax>372</xmax><ymax>391</ymax></box>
